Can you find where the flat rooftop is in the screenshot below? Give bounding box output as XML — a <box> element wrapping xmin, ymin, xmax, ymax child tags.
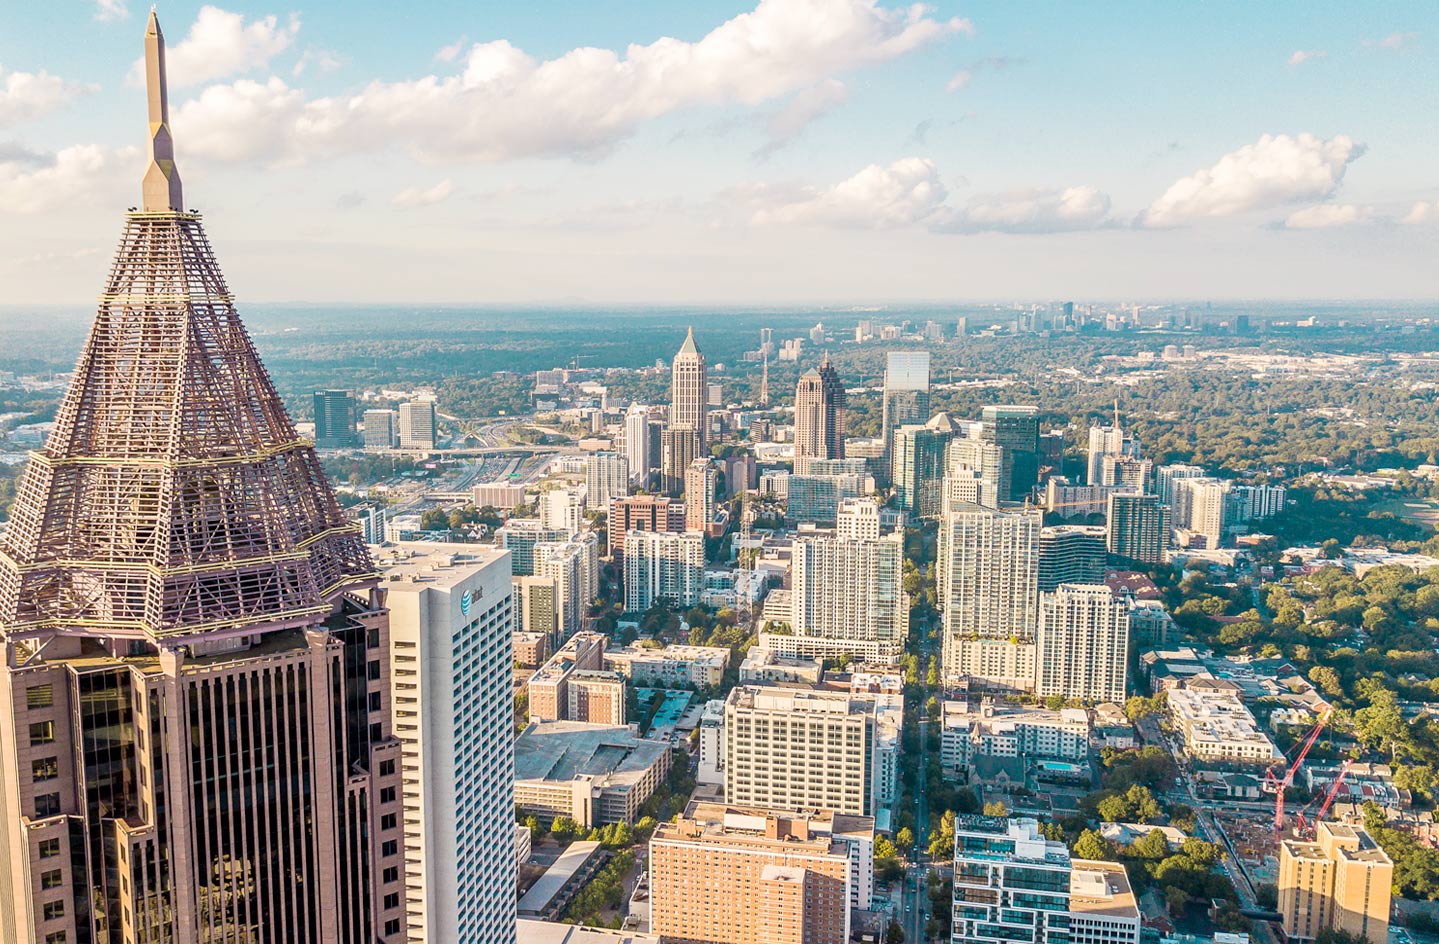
<box><xmin>515</xmin><ymin>722</ymin><xmax>668</xmax><ymax>785</ymax></box>
<box><xmin>1069</xmin><ymin>860</ymin><xmax>1139</xmax><ymax>919</ymax></box>
<box><xmin>517</xmin><ymin>841</ymin><xmax>602</xmax><ymax>916</ymax></box>
<box><xmin>373</xmin><ymin>541</ymin><xmax>510</xmax><ymax>591</ymax></box>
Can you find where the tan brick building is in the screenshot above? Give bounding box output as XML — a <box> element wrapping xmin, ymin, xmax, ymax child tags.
<box><xmin>1279</xmin><ymin>821</ymin><xmax>1392</xmax><ymax>944</ymax></box>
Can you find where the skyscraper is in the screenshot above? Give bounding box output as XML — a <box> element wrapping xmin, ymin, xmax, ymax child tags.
<box><xmin>891</xmin><ymin>422</ymin><xmax>952</xmax><ymax>518</ymax></box>
<box><xmin>623</xmin><ymin>403</ymin><xmax>653</xmax><ymax>487</ymax></box>
<box><xmin>778</xmin><ymin>524</ymin><xmax>908</xmax><ymax>663</ymax></box>
<box><xmin>1106</xmin><ymin>492</ymin><xmax>1167</xmax><ymax>563</ymax></box>
<box><xmin>881</xmin><ymin>351</ymin><xmax>930</xmax><ymax>468</ymax></box>
<box><xmin>364</xmin><ymin>407</ymin><xmax>400</xmax><ymax>450</ymax></box>
<box><xmin>792</xmin><ymin>353</ymin><xmax>846</xmax><ymax>473</ymax></box>
<box><xmin>584</xmin><ymin>451</ymin><xmax>629</xmax><ymax>511</ymax></box>
<box><xmin>1036</xmin><ymin>584</ymin><xmax>1130</xmax><ymax>703</ymax></box>
<box><xmin>980</xmin><ymin>405</ymin><xmax>1040</xmax><ymax>500</ymax></box>
<box><xmin>1086</xmin><ymin>415</ymin><xmax>1137</xmax><ymax>486</ymax></box>
<box><xmin>1038</xmin><ymin>525</ymin><xmax>1107</xmax><ymax>591</ymax></box>
<box><xmin>660</xmin><ymin>424</ymin><xmax>700</xmax><ymax>496</ymax></box>
<box><xmin>399</xmin><ymin>399</ymin><xmax>438</xmax><ymax>450</ymax></box>
<box><xmin>671</xmin><ymin>326</ymin><xmax>709</xmax><ymax>452</ymax></box>
<box><xmin>0</xmin><ymin>17</ymin><xmax>408</xmax><ymax>942</ymax></box>
<box><xmin>685</xmin><ymin>457</ymin><xmax>717</xmax><ymax>533</ymax></box>
<box><xmin>314</xmin><ymin>389</ymin><xmax>359</xmax><ymax>449</ymax></box>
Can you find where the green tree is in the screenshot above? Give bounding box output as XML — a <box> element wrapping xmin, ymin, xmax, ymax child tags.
<box><xmin>927</xmin><ymin>810</ymin><xmax>956</xmax><ymax>859</ymax></box>
<box><xmin>983</xmin><ymin>801</ymin><xmax>1009</xmax><ymax>817</ymax></box>
<box><xmin>1071</xmin><ymin>828</ymin><xmax>1116</xmax><ymax>862</ymax></box>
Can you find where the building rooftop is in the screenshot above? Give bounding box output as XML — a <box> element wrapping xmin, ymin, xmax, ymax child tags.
<box><xmin>517</xmin><ymin>918</ymin><xmax>658</xmax><ymax>943</ymax></box>
<box><xmin>655</xmin><ymin>801</ymin><xmax>874</xmax><ymax>857</ymax></box>
<box><xmin>515</xmin><ymin>722</ymin><xmax>669</xmax><ymax>788</ymax></box>
<box><xmin>1069</xmin><ymin>859</ymin><xmax>1139</xmax><ymax>919</ymax></box>
<box><xmin>517</xmin><ymin>841</ymin><xmax>604</xmax><ymax>917</ymax></box>
<box><xmin>374</xmin><ymin>541</ymin><xmax>511</xmax><ymax>591</ymax></box>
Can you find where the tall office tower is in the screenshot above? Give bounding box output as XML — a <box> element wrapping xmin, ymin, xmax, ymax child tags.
<box><xmin>1174</xmin><ymin>478</ymin><xmax>1231</xmax><ymax>547</ymax></box>
<box><xmin>496</xmin><ymin>520</ymin><xmax>570</xmax><ymax>575</ymax></box>
<box><xmin>606</xmin><ymin>494</ymin><xmax>685</xmax><ymax>558</ymax></box>
<box><xmin>724</xmin><ymin>686</ymin><xmax>890</xmax><ymax>817</ymax></box>
<box><xmin>624</xmin><ymin>530</ymin><xmax>706</xmax><ymax>611</ymax></box>
<box><xmin>980</xmin><ymin>405</ymin><xmax>1041</xmax><ymax>500</ymax></box>
<box><xmin>786</xmin><ymin>472</ymin><xmax>866</xmax><ymax>525</ymax></box>
<box><xmin>1279</xmin><ymin>821</ymin><xmax>1392</xmax><ymax>944</ymax></box>
<box><xmin>1038</xmin><ymin>525</ymin><xmax>1107</xmax><ymax>591</ymax></box>
<box><xmin>671</xmin><ymin>327</ymin><xmax>709</xmax><ymax>452</ymax></box>
<box><xmin>379</xmin><ymin>544</ymin><xmax>517</xmax><ymax>944</ymax></box>
<box><xmin>660</xmin><ymin>424</ymin><xmax>700</xmax><ymax>496</ymax></box>
<box><xmin>514</xmin><ymin>574</ymin><xmax>560</xmax><ymax>642</ymax></box>
<box><xmin>685</xmin><ymin>457</ymin><xmax>717</xmax><ymax>533</ymax></box>
<box><xmin>647</xmin><ymin>416</ymin><xmax>666</xmax><ymax>478</ymax></box>
<box><xmin>649</xmin><ymin>803</ymin><xmax>875</xmax><ymax>944</ymax></box>
<box><xmin>881</xmin><ymin>351</ymin><xmax>931</xmax><ymax>467</ymax></box>
<box><xmin>0</xmin><ymin>19</ymin><xmax>407</xmax><ymax>942</ymax></box>
<box><xmin>1036</xmin><ymin>584</ymin><xmax>1130</xmax><ymax>703</ymax></box>
<box><xmin>539</xmin><ymin>486</ymin><xmax>586</xmax><ymax>534</ymax></box>
<box><xmin>836</xmin><ymin>496</ymin><xmax>882</xmax><ymax>541</ymax></box>
<box><xmin>783</xmin><ymin>527</ymin><xmax>909</xmax><ymax>663</ymax></box>
<box><xmin>535</xmin><ymin>535</ymin><xmax>599</xmax><ymax>637</ymax></box>
<box><xmin>1154</xmin><ymin>463</ymin><xmax>1207</xmax><ymax>505</ymax></box>
<box><xmin>891</xmin><ymin>421</ymin><xmax>953</xmax><ymax>518</ymax></box>
<box><xmin>623</xmin><ymin>404</ymin><xmax>652</xmax><ymax>487</ymax></box>
<box><xmin>724</xmin><ymin>454</ymin><xmax>758</xmax><ymax>497</ymax></box>
<box><xmin>399</xmin><ymin>399</ymin><xmax>438</xmax><ymax>450</ymax></box>
<box><xmin>792</xmin><ymin>353</ymin><xmax>847</xmax><ymax>473</ymax></box>
<box><xmin>938</xmin><ymin>501</ymin><xmax>1042</xmax><ymax>690</ymax></box>
<box><xmin>584</xmin><ymin>452</ymin><xmax>629</xmax><ymax>511</ymax></box>
<box><xmin>314</xmin><ymin>389</ymin><xmax>358</xmax><ymax>449</ymax></box>
<box><xmin>946</xmin><ymin>437</ymin><xmax>1005</xmax><ymax>509</ymax></box>
<box><xmin>951</xmin><ymin>817</ymin><xmax>1072</xmax><ymax>944</ymax></box>
<box><xmin>364</xmin><ymin>407</ymin><xmax>399</xmax><ymax>450</ymax></box>
<box><xmin>1106</xmin><ymin>493</ymin><xmax>1167</xmax><ymax>563</ymax></box>
<box><xmin>1086</xmin><ymin>415</ymin><xmax>1138</xmax><ymax>486</ymax></box>
<box><xmin>1100</xmin><ymin>454</ymin><xmax>1152</xmax><ymax>491</ymax></box>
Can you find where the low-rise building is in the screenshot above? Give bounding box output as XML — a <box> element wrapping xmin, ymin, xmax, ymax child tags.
<box><xmin>603</xmin><ymin>644</ymin><xmax>730</xmax><ymax>689</ymax></box>
<box><xmin>513</xmin><ymin>630</ymin><xmax>552</xmax><ymax>668</ymax></box>
<box><xmin>567</xmin><ymin>670</ymin><xmax>627</xmax><ymax>726</ymax></box>
<box><xmin>739</xmin><ymin>647</ymin><xmax>824</xmax><ymax>684</ymax></box>
<box><xmin>513</xmin><ymin>721</ymin><xmax>671</xmax><ymax>828</ymax></box>
<box><xmin>1069</xmin><ymin>859</ymin><xmax>1141</xmax><ymax>944</ymax></box>
<box><xmin>1167</xmin><ymin>683</ymin><xmax>1280</xmax><ymax>765</ymax></box>
<box><xmin>940</xmin><ymin>699</ymin><xmax>1091</xmax><ymax>775</ymax></box>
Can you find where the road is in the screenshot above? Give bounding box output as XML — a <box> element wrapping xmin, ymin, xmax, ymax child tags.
<box><xmin>906</xmin><ymin>615</ymin><xmax>939</xmax><ymax>942</ymax></box>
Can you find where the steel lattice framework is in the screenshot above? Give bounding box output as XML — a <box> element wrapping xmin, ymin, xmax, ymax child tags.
<box><xmin>0</xmin><ymin>210</ymin><xmax>376</xmax><ymax>641</ymax></box>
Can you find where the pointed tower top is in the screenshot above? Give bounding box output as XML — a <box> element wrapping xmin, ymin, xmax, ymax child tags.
<box><xmin>142</xmin><ymin>10</ymin><xmax>184</xmax><ymax>212</ymax></box>
<box><xmin>678</xmin><ymin>325</ymin><xmax>700</xmax><ymax>357</ymax></box>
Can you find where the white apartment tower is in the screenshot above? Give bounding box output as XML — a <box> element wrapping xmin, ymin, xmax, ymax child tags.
<box><xmin>377</xmin><ymin>544</ymin><xmax>517</xmax><ymax>944</ymax></box>
<box><xmin>1036</xmin><ymin>584</ymin><xmax>1130</xmax><ymax>704</ymax></box>
<box><xmin>398</xmin><ymin>399</ymin><xmax>437</xmax><ymax>450</ymax></box>
<box><xmin>784</xmin><ymin>527</ymin><xmax>909</xmax><ymax>663</ymax></box>
<box><xmin>623</xmin><ymin>404</ymin><xmax>653</xmax><ymax>486</ymax></box>
<box><xmin>585</xmin><ymin>452</ymin><xmax>630</xmax><ymax>511</ymax></box>
<box><xmin>836</xmin><ymin>497</ymin><xmax>882</xmax><ymax>541</ymax></box>
<box><xmin>625</xmin><ymin>529</ymin><xmax>706</xmax><ymax>610</ymax></box>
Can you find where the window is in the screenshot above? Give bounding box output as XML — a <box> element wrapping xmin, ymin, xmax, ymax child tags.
<box><xmin>368</xmin><ymin>691</ymin><xmax>382</xmax><ymax>712</ymax></box>
<box><xmin>380</xmin><ymin>787</ymin><xmax>396</xmax><ymax>804</ymax></box>
<box><xmin>35</xmin><ymin>794</ymin><xmax>61</xmax><ymax>818</ymax></box>
<box><xmin>40</xmin><ymin>870</ymin><xmax>62</xmax><ymax>890</ymax></box>
<box><xmin>381</xmin><ymin>813</ymin><xmax>397</xmax><ymax>831</ymax></box>
<box><xmin>384</xmin><ymin>919</ymin><xmax>401</xmax><ymax>937</ymax></box>
<box><xmin>29</xmin><ymin>721</ymin><xmax>55</xmax><ymax>745</ymax></box>
<box><xmin>380</xmin><ymin>760</ymin><xmax>395</xmax><ymax>776</ymax></box>
<box><xmin>42</xmin><ymin>900</ymin><xmax>64</xmax><ymax>920</ymax></box>
<box><xmin>383</xmin><ymin>892</ymin><xmax>399</xmax><ymax>909</ymax></box>
<box><xmin>368</xmin><ymin>660</ymin><xmax>381</xmax><ymax>681</ymax></box>
<box><xmin>367</xmin><ymin>628</ymin><xmax>380</xmax><ymax>649</ymax></box>
<box><xmin>27</xmin><ymin>685</ymin><xmax>54</xmax><ymax>709</ymax></box>
<box><xmin>38</xmin><ymin>839</ymin><xmax>60</xmax><ymax>859</ymax></box>
<box><xmin>32</xmin><ymin>757</ymin><xmax>58</xmax><ymax>782</ymax></box>
<box><xmin>382</xmin><ymin>840</ymin><xmax>398</xmax><ymax>857</ymax></box>
<box><xmin>370</xmin><ymin>722</ymin><xmax>382</xmax><ymax>743</ymax></box>
<box><xmin>382</xmin><ymin>866</ymin><xmax>399</xmax><ymax>884</ymax></box>
<box><xmin>45</xmin><ymin>934</ymin><xmax>66</xmax><ymax>944</ymax></box>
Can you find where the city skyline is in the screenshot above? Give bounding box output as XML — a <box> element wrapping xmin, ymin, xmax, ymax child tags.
<box><xmin>0</xmin><ymin>1</ymin><xmax>1436</xmax><ymax>306</ymax></box>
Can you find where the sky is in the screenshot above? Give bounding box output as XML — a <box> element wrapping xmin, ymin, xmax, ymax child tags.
<box><xmin>0</xmin><ymin>0</ymin><xmax>1436</xmax><ymax>307</ymax></box>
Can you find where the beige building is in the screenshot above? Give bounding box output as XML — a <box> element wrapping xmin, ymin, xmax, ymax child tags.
<box><xmin>1069</xmin><ymin>859</ymin><xmax>1141</xmax><ymax>944</ymax></box>
<box><xmin>513</xmin><ymin>722</ymin><xmax>670</xmax><ymax>827</ymax></box>
<box><xmin>1036</xmin><ymin>584</ymin><xmax>1130</xmax><ymax>704</ymax></box>
<box><xmin>1279</xmin><ymin>821</ymin><xmax>1392</xmax><ymax>944</ymax></box>
<box><xmin>1167</xmin><ymin>683</ymin><xmax>1281</xmax><ymax>765</ymax></box>
<box><xmin>528</xmin><ymin>632</ymin><xmax>606</xmax><ymax>723</ymax></box>
<box><xmin>685</xmin><ymin>458</ymin><xmax>717</xmax><ymax>533</ymax></box>
<box><xmin>514</xmin><ymin>630</ymin><xmax>552</xmax><ymax>668</ymax></box>
<box><xmin>648</xmin><ymin>803</ymin><xmax>873</xmax><ymax>944</ymax></box>
<box><xmin>671</xmin><ymin>327</ymin><xmax>709</xmax><ymax>451</ymax></box>
<box><xmin>567</xmin><ymin>670</ymin><xmax>627</xmax><ymax>725</ymax></box>
<box><xmin>604</xmin><ymin>644</ymin><xmax>731</xmax><ymax>688</ymax></box>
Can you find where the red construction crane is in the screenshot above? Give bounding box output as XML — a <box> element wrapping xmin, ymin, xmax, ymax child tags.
<box><xmin>1263</xmin><ymin>709</ymin><xmax>1332</xmax><ymax>838</ymax></box>
<box><xmin>1295</xmin><ymin>759</ymin><xmax>1353</xmax><ymax>839</ymax></box>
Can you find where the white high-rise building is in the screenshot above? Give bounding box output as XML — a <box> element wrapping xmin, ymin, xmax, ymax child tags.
<box><xmin>837</xmin><ymin>497</ymin><xmax>882</xmax><ymax>541</ymax></box>
<box><xmin>398</xmin><ymin>399</ymin><xmax>437</xmax><ymax>450</ymax></box>
<box><xmin>536</xmin><ymin>535</ymin><xmax>599</xmax><ymax>636</ymax></box>
<box><xmin>672</xmin><ymin>327</ymin><xmax>709</xmax><ymax>451</ymax></box>
<box><xmin>1175</xmin><ymin>477</ymin><xmax>1232</xmax><ymax>547</ymax></box>
<box><xmin>777</xmin><ymin>527</ymin><xmax>908</xmax><ymax>663</ymax></box>
<box><xmin>939</xmin><ymin>500</ymin><xmax>1041</xmax><ymax>690</ymax></box>
<box><xmin>363</xmin><ymin>408</ymin><xmax>399</xmax><ymax>450</ymax></box>
<box><xmin>1086</xmin><ymin>423</ymin><xmax>1135</xmax><ymax>486</ymax></box>
<box><xmin>376</xmin><ymin>543</ymin><xmax>516</xmax><ymax>944</ymax></box>
<box><xmin>625</xmin><ymin>530</ymin><xmax>705</xmax><ymax>610</ymax></box>
<box><xmin>624</xmin><ymin>404</ymin><xmax>653</xmax><ymax>486</ymax></box>
<box><xmin>697</xmin><ymin>698</ymin><xmax>726</xmax><ymax>784</ymax></box>
<box><xmin>946</xmin><ymin>438</ymin><xmax>1004</xmax><ymax>509</ymax></box>
<box><xmin>585</xmin><ymin>452</ymin><xmax>629</xmax><ymax>511</ymax></box>
<box><xmin>1154</xmin><ymin>463</ymin><xmax>1206</xmax><ymax>505</ymax></box>
<box><xmin>539</xmin><ymin>486</ymin><xmax>587</xmax><ymax>534</ymax></box>
<box><xmin>1036</xmin><ymin>584</ymin><xmax>1130</xmax><ymax>703</ymax></box>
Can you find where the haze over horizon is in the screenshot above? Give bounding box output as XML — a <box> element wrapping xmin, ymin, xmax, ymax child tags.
<box><xmin>1</xmin><ymin>0</ymin><xmax>1437</xmax><ymax>307</ymax></box>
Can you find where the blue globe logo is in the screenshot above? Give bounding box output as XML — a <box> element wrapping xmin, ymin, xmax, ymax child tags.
<box><xmin>460</xmin><ymin>589</ymin><xmax>473</xmax><ymax>616</ymax></box>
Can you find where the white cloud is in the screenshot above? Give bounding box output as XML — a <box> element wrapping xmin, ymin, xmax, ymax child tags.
<box><xmin>933</xmin><ymin>185</ymin><xmax>1112</xmax><ymax>234</ymax></box>
<box><xmin>1142</xmin><ymin>132</ymin><xmax>1365</xmax><ymax>227</ymax></box>
<box><xmin>131</xmin><ymin>6</ymin><xmax>300</xmax><ymax>88</ymax></box>
<box><xmin>1283</xmin><ymin>203</ymin><xmax>1372</xmax><ymax>229</ymax></box>
<box><xmin>293</xmin><ymin>47</ymin><xmax>343</xmax><ymax>77</ymax></box>
<box><xmin>754</xmin><ymin>79</ymin><xmax>849</xmax><ymax>158</ymax></box>
<box><xmin>1402</xmin><ymin>200</ymin><xmax>1439</xmax><ymax>225</ymax></box>
<box><xmin>748</xmin><ymin>157</ymin><xmax>947</xmax><ymax>228</ymax></box>
<box><xmin>0</xmin><ymin>145</ymin><xmax>138</xmax><ymax>213</ymax></box>
<box><xmin>0</xmin><ymin>67</ymin><xmax>96</xmax><ymax>129</ymax></box>
<box><xmin>435</xmin><ymin>39</ymin><xmax>467</xmax><ymax>63</ymax></box>
<box><xmin>391</xmin><ymin>179</ymin><xmax>454</xmax><ymax>208</ymax></box>
<box><xmin>1287</xmin><ymin>49</ymin><xmax>1327</xmax><ymax>66</ymax></box>
<box><xmin>946</xmin><ymin>70</ymin><xmax>972</xmax><ymax>92</ymax></box>
<box><xmin>94</xmin><ymin>0</ymin><xmax>128</xmax><ymax>21</ymax></box>
<box><xmin>1364</xmin><ymin>32</ymin><xmax>1415</xmax><ymax>50</ymax></box>
<box><xmin>173</xmin><ymin>0</ymin><xmax>969</xmax><ymax>164</ymax></box>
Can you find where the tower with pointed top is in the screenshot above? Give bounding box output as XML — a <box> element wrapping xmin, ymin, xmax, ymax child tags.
<box><xmin>0</xmin><ymin>15</ymin><xmax>414</xmax><ymax>944</ymax></box>
<box><xmin>670</xmin><ymin>326</ymin><xmax>708</xmax><ymax>453</ymax></box>
<box><xmin>793</xmin><ymin>352</ymin><xmax>847</xmax><ymax>474</ymax></box>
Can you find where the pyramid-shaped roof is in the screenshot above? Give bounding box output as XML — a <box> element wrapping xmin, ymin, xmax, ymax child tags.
<box><xmin>677</xmin><ymin>325</ymin><xmax>701</xmax><ymax>357</ymax></box>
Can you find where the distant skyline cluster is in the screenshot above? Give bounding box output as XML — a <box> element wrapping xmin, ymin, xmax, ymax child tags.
<box><xmin>1</xmin><ymin>1</ymin><xmax>1436</xmax><ymax>303</ymax></box>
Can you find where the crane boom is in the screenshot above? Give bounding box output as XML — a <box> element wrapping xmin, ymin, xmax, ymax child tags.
<box><xmin>1265</xmin><ymin>709</ymin><xmax>1331</xmax><ymax>837</ymax></box>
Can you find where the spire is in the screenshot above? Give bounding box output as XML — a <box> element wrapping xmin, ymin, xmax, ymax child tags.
<box><xmin>678</xmin><ymin>325</ymin><xmax>700</xmax><ymax>356</ymax></box>
<box><xmin>142</xmin><ymin>10</ymin><xmax>184</xmax><ymax>211</ymax></box>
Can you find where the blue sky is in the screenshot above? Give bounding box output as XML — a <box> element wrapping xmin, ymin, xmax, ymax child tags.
<box><xmin>1</xmin><ymin>1</ymin><xmax>1436</xmax><ymax>305</ymax></box>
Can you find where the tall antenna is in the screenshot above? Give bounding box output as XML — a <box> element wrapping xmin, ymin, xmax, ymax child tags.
<box><xmin>1113</xmin><ymin>398</ymin><xmax>1120</xmax><ymax>429</ymax></box>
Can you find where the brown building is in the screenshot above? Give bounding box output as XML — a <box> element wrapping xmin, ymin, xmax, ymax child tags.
<box><xmin>792</xmin><ymin>353</ymin><xmax>847</xmax><ymax>474</ymax></box>
<box><xmin>567</xmin><ymin>670</ymin><xmax>627</xmax><ymax>725</ymax></box>
<box><xmin>0</xmin><ymin>17</ymin><xmax>408</xmax><ymax>943</ymax></box>
<box><xmin>528</xmin><ymin>632</ymin><xmax>606</xmax><ymax>722</ymax></box>
<box><xmin>648</xmin><ymin>802</ymin><xmax>874</xmax><ymax>944</ymax></box>
<box><xmin>513</xmin><ymin>630</ymin><xmax>553</xmax><ymax>669</ymax></box>
<box><xmin>608</xmin><ymin>495</ymin><xmax>686</xmax><ymax>558</ymax></box>
<box><xmin>1279</xmin><ymin>820</ymin><xmax>1392</xmax><ymax>944</ymax></box>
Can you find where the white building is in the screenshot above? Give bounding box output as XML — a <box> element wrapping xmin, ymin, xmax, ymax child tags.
<box><xmin>539</xmin><ymin>486</ymin><xmax>587</xmax><ymax>534</ymax></box>
<box><xmin>603</xmin><ymin>644</ymin><xmax>731</xmax><ymax>689</ymax></box>
<box><xmin>940</xmin><ymin>700</ymin><xmax>1091</xmax><ymax>774</ymax></box>
<box><xmin>536</xmin><ymin>534</ymin><xmax>599</xmax><ymax>637</ymax></box>
<box><xmin>623</xmin><ymin>403</ymin><xmax>653</xmax><ymax>486</ymax></box>
<box><xmin>1167</xmin><ymin>684</ymin><xmax>1281</xmax><ymax>765</ymax></box>
<box><xmin>697</xmin><ymin>698</ymin><xmax>726</xmax><ymax>784</ymax></box>
<box><xmin>1036</xmin><ymin>584</ymin><xmax>1130</xmax><ymax>704</ymax></box>
<box><xmin>624</xmin><ymin>530</ymin><xmax>705</xmax><ymax>611</ymax></box>
<box><xmin>398</xmin><ymin>399</ymin><xmax>437</xmax><ymax>450</ymax></box>
<box><xmin>781</xmin><ymin>527</ymin><xmax>908</xmax><ymax>664</ymax></box>
<box><xmin>1068</xmin><ymin>859</ymin><xmax>1141</xmax><ymax>944</ymax></box>
<box><xmin>584</xmin><ymin>452</ymin><xmax>629</xmax><ymax>511</ymax></box>
<box><xmin>836</xmin><ymin>497</ymin><xmax>882</xmax><ymax>540</ymax></box>
<box><xmin>952</xmin><ymin>817</ymin><xmax>1072</xmax><ymax>944</ymax></box>
<box><xmin>376</xmin><ymin>543</ymin><xmax>517</xmax><ymax>944</ymax></box>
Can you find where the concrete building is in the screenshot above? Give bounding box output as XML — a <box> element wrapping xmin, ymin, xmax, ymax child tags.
<box><xmin>540</xmin><ymin>487</ymin><xmax>587</xmax><ymax>534</ymax></box>
<box><xmin>783</xmin><ymin>527</ymin><xmax>908</xmax><ymax>663</ymax></box>
<box><xmin>624</xmin><ymin>530</ymin><xmax>706</xmax><ymax>611</ymax></box>
<box><xmin>607</xmin><ymin>495</ymin><xmax>686</xmax><ymax>558</ymax></box>
<box><xmin>604</xmin><ymin>644</ymin><xmax>731</xmax><ymax>689</ymax></box>
<box><xmin>951</xmin><ymin>817</ymin><xmax>1072</xmax><ymax>944</ymax></box>
<box><xmin>660</xmin><ymin>424</ymin><xmax>700</xmax><ymax>497</ymax></box>
<box><xmin>740</xmin><ymin>648</ymin><xmax>825</xmax><ymax>685</ymax></box>
<box><xmin>1038</xmin><ymin>525</ymin><xmax>1107</xmax><ymax>591</ymax></box>
<box><xmin>623</xmin><ymin>403</ymin><xmax>654</xmax><ymax>488</ymax></box>
<box><xmin>697</xmin><ymin>699</ymin><xmax>726</xmax><ymax>784</ymax></box>
<box><xmin>528</xmin><ymin>632</ymin><xmax>606</xmax><ymax>723</ymax></box>
<box><xmin>1173</xmin><ymin>477</ymin><xmax>1232</xmax><ymax>547</ymax></box>
<box><xmin>378</xmin><ymin>543</ymin><xmax>518</xmax><ymax>944</ymax></box>
<box><xmin>1101</xmin><ymin>455</ymin><xmax>1153</xmax><ymax>491</ymax></box>
<box><xmin>1087</xmin><ymin>421</ymin><xmax>1138</xmax><ymax>486</ymax></box>
<box><xmin>313</xmin><ymin>388</ymin><xmax>358</xmax><ymax>449</ymax></box>
<box><xmin>685</xmin><ymin>457</ymin><xmax>717</xmax><ymax>533</ymax></box>
<box><xmin>671</xmin><ymin>327</ymin><xmax>709</xmax><ymax>452</ymax></box>
<box><xmin>498</xmin><ymin>521</ymin><xmax>572</xmax><ymax>576</ymax></box>
<box><xmin>940</xmin><ymin>700</ymin><xmax>1091</xmax><ymax>775</ymax></box>
<box><xmin>786</xmin><ymin>472</ymin><xmax>866</xmax><ymax>524</ymax></box>
<box><xmin>399</xmin><ymin>398</ymin><xmax>438</xmax><ymax>450</ymax></box>
<box><xmin>1155</xmin><ymin>464</ymin><xmax>1207</xmax><ymax>506</ymax></box>
<box><xmin>1036</xmin><ymin>584</ymin><xmax>1130</xmax><ymax>704</ymax></box>
<box><xmin>584</xmin><ymin>452</ymin><xmax>629</xmax><ymax>511</ymax></box>
<box><xmin>724</xmin><ymin>685</ymin><xmax>894</xmax><ymax>817</ymax></box>
<box><xmin>939</xmin><ymin>501</ymin><xmax>1042</xmax><ymax>690</ymax></box>
<box><xmin>1167</xmin><ymin>683</ymin><xmax>1281</xmax><ymax>765</ymax></box>
<box><xmin>473</xmin><ymin>481</ymin><xmax>528</xmax><ymax>510</ymax></box>
<box><xmin>649</xmin><ymin>803</ymin><xmax>874</xmax><ymax>944</ymax></box>
<box><xmin>792</xmin><ymin>353</ymin><xmax>847</xmax><ymax>473</ymax></box>
<box><xmin>364</xmin><ymin>407</ymin><xmax>399</xmax><ymax>450</ymax></box>
<box><xmin>1278</xmin><ymin>821</ymin><xmax>1392</xmax><ymax>944</ymax></box>
<box><xmin>1069</xmin><ymin>860</ymin><xmax>1142</xmax><ymax>944</ymax></box>
<box><xmin>513</xmin><ymin>722</ymin><xmax>671</xmax><ymax>828</ymax></box>
<box><xmin>946</xmin><ymin>438</ymin><xmax>1005</xmax><ymax>509</ymax></box>
<box><xmin>836</xmin><ymin>497</ymin><xmax>882</xmax><ymax>541</ymax></box>
<box><xmin>536</xmin><ymin>535</ymin><xmax>600</xmax><ymax>637</ymax></box>
<box><xmin>1107</xmin><ymin>492</ymin><xmax>1167</xmax><ymax>563</ymax></box>
<box><xmin>881</xmin><ymin>351</ymin><xmax>931</xmax><ymax>469</ymax></box>
<box><xmin>513</xmin><ymin>629</ymin><xmax>553</xmax><ymax>668</ymax></box>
